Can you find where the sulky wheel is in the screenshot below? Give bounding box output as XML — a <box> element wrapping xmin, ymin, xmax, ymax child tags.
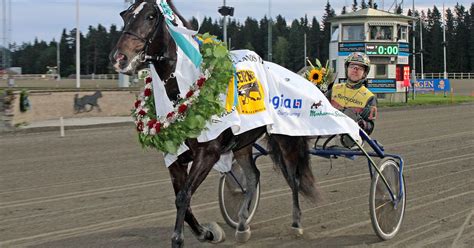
<box><xmin>369</xmin><ymin>158</ymin><xmax>406</xmax><ymax>240</ymax></box>
<box><xmin>218</xmin><ymin>162</ymin><xmax>260</xmax><ymax>228</ymax></box>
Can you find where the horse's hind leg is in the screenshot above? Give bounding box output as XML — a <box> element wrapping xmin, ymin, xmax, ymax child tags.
<box><xmin>269</xmin><ymin>135</ymin><xmax>318</xmax><ymax>236</ymax></box>
<box><xmin>233</xmin><ymin>145</ymin><xmax>260</xmax><ymax>242</ymax></box>
<box><xmin>170</xmin><ymin>142</ymin><xmax>225</xmax><ymax>248</ymax></box>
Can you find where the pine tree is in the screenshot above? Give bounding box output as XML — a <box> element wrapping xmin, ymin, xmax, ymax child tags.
<box><xmin>419</xmin><ymin>11</ymin><xmax>429</xmax><ymax>74</ymax></box>
<box><xmin>396</xmin><ymin>5</ymin><xmax>403</xmax><ymax>14</ymax></box>
<box><xmin>308</xmin><ymin>17</ymin><xmax>321</xmax><ymax>60</ymax></box>
<box><xmin>368</xmin><ymin>0</ymin><xmax>375</xmax><ymax>8</ymax></box>
<box><xmin>445</xmin><ymin>8</ymin><xmax>456</xmax><ymax>72</ymax></box>
<box><xmin>321</xmin><ymin>1</ymin><xmax>336</xmax><ymax>63</ymax></box>
<box><xmin>452</xmin><ymin>4</ymin><xmax>470</xmax><ymax>72</ymax></box>
<box><xmin>274</xmin><ymin>36</ymin><xmax>289</xmax><ymax>67</ymax></box>
<box><xmin>352</xmin><ymin>0</ymin><xmax>358</xmax><ymax>12</ymax></box>
<box><xmin>59</xmin><ymin>29</ymin><xmax>74</xmax><ymax>76</ymax></box>
<box><xmin>425</xmin><ymin>7</ymin><xmax>443</xmax><ymax>72</ymax></box>
<box><xmin>242</xmin><ymin>17</ymin><xmax>262</xmax><ymax>56</ymax></box>
<box><xmin>226</xmin><ymin>19</ymin><xmax>242</xmax><ymax>50</ymax></box>
<box><xmin>287</xmin><ymin>20</ymin><xmax>305</xmax><ymax>71</ymax></box>
<box><xmin>259</xmin><ymin>17</ymin><xmax>269</xmax><ymax>60</ymax></box>
<box><xmin>273</xmin><ymin>15</ymin><xmax>289</xmax><ymax>42</ymax></box>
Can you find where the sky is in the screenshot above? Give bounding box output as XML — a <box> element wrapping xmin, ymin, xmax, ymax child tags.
<box><xmin>3</xmin><ymin>0</ymin><xmax>471</xmax><ymax>45</ymax></box>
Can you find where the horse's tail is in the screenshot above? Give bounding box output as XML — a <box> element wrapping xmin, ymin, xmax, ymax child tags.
<box><xmin>267</xmin><ymin>134</ymin><xmax>322</xmax><ymax>203</ymax></box>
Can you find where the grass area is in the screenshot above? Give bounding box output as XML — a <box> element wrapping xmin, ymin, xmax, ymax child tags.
<box><xmin>379</xmin><ymin>93</ymin><xmax>474</xmax><ymax>107</ymax></box>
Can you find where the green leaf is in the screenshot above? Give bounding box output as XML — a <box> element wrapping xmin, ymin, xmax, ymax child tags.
<box><xmin>214</xmin><ymin>46</ymin><xmax>227</xmax><ymax>58</ymax></box>
<box><xmin>205</xmin><ymin>48</ymin><xmax>213</xmax><ymax>57</ymax></box>
<box><xmin>315</xmin><ymin>59</ymin><xmax>322</xmax><ymax>68</ymax></box>
<box><xmin>194</xmin><ymin>115</ymin><xmax>205</xmax><ymax>128</ymax></box>
<box><xmin>164</xmin><ymin>140</ymin><xmax>178</xmax><ymax>154</ymax></box>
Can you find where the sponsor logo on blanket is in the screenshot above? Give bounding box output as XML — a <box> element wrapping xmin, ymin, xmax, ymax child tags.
<box><xmin>271</xmin><ymin>94</ymin><xmax>303</xmax><ymax>117</ymax></box>
<box><xmin>271</xmin><ymin>94</ymin><xmax>303</xmax><ymax>109</ymax></box>
<box><xmin>236</xmin><ymin>70</ymin><xmax>266</xmax><ymax>114</ymax></box>
<box><xmin>309</xmin><ymin>100</ymin><xmax>346</xmax><ymax>118</ymax></box>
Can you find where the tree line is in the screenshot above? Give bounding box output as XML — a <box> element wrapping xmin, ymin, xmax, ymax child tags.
<box><xmin>8</xmin><ymin>2</ymin><xmax>474</xmax><ymax>76</ymax></box>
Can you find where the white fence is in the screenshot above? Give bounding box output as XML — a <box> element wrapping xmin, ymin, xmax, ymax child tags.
<box><xmin>416</xmin><ymin>73</ymin><xmax>474</xmax><ymax>79</ymax></box>
<box><xmin>7</xmin><ymin>74</ymin><xmax>119</xmax><ymax>80</ymax></box>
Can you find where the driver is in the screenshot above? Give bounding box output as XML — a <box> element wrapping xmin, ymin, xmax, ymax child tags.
<box><xmin>327</xmin><ymin>52</ymin><xmax>377</xmax><ymax>135</ymax></box>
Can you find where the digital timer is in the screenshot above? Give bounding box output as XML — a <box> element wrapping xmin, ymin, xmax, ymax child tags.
<box><xmin>365</xmin><ymin>44</ymin><xmax>399</xmax><ymax>56</ymax></box>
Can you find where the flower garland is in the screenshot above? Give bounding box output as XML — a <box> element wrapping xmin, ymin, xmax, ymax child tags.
<box><xmin>304</xmin><ymin>58</ymin><xmax>335</xmax><ymax>93</ymax></box>
<box><xmin>132</xmin><ymin>33</ymin><xmax>234</xmax><ymax>154</ymax></box>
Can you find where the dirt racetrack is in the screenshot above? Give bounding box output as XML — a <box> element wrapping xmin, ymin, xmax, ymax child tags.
<box><xmin>0</xmin><ymin>104</ymin><xmax>473</xmax><ymax>247</ymax></box>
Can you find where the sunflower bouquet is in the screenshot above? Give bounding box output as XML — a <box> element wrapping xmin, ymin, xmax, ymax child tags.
<box><xmin>305</xmin><ymin>58</ymin><xmax>335</xmax><ymax>93</ymax></box>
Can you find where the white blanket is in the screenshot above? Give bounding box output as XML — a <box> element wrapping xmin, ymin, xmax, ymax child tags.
<box><xmin>163</xmin><ymin>50</ymin><xmax>361</xmax><ymax>168</ymax></box>
<box><xmin>265</xmin><ymin>62</ymin><xmax>360</xmax><ymax>139</ymax></box>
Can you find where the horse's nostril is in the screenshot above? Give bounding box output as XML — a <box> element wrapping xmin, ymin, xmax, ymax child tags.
<box><xmin>115</xmin><ymin>53</ymin><xmax>127</xmax><ymax>61</ymax></box>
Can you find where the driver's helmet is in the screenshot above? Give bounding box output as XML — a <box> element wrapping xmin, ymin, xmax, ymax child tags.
<box><xmin>344</xmin><ymin>52</ymin><xmax>371</xmax><ymax>78</ymax></box>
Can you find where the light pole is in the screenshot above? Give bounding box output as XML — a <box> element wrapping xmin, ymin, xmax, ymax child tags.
<box><xmin>268</xmin><ymin>0</ymin><xmax>272</xmax><ymax>61</ymax></box>
<box><xmin>420</xmin><ymin>17</ymin><xmax>424</xmax><ymax>79</ymax></box>
<box><xmin>304</xmin><ymin>33</ymin><xmax>307</xmax><ymax>67</ymax></box>
<box><xmin>57</xmin><ymin>40</ymin><xmax>61</xmax><ymax>81</ymax></box>
<box><xmin>411</xmin><ymin>0</ymin><xmax>416</xmax><ymax>100</ymax></box>
<box><xmin>218</xmin><ymin>1</ymin><xmax>234</xmax><ymax>46</ymax></box>
<box><xmin>442</xmin><ymin>3</ymin><xmax>447</xmax><ymax>79</ymax></box>
<box><xmin>1</xmin><ymin>0</ymin><xmax>7</xmax><ymax>70</ymax></box>
<box><xmin>76</xmin><ymin>0</ymin><xmax>80</xmax><ymax>88</ymax></box>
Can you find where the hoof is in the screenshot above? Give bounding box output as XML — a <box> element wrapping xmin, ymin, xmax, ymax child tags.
<box><xmin>235</xmin><ymin>227</ymin><xmax>251</xmax><ymax>243</ymax></box>
<box><xmin>290</xmin><ymin>226</ymin><xmax>304</xmax><ymax>236</ymax></box>
<box><xmin>203</xmin><ymin>222</ymin><xmax>226</xmax><ymax>244</ymax></box>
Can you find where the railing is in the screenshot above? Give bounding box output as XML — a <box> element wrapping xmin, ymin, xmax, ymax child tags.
<box><xmin>415</xmin><ymin>73</ymin><xmax>474</xmax><ymax>79</ymax></box>
<box><xmin>5</xmin><ymin>74</ymin><xmax>119</xmax><ymax>80</ymax></box>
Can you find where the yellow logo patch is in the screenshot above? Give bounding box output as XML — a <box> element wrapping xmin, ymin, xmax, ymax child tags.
<box><xmin>235</xmin><ymin>70</ymin><xmax>266</xmax><ymax>114</ymax></box>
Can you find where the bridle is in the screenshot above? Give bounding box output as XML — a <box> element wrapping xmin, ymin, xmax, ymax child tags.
<box><xmin>122</xmin><ymin>2</ymin><xmax>172</xmax><ymax>63</ymax></box>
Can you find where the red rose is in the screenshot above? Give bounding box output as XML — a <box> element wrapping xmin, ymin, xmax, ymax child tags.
<box><xmin>155</xmin><ymin>122</ymin><xmax>161</xmax><ymax>133</ymax></box>
<box><xmin>197</xmin><ymin>77</ymin><xmax>206</xmax><ymax>88</ymax></box>
<box><xmin>178</xmin><ymin>104</ymin><xmax>188</xmax><ymax>113</ymax></box>
<box><xmin>145</xmin><ymin>77</ymin><xmax>152</xmax><ymax>84</ymax></box>
<box><xmin>147</xmin><ymin>119</ymin><xmax>157</xmax><ymax>129</ymax></box>
<box><xmin>136</xmin><ymin>121</ymin><xmax>144</xmax><ymax>132</ymax></box>
<box><xmin>144</xmin><ymin>88</ymin><xmax>152</xmax><ymax>97</ymax></box>
<box><xmin>185</xmin><ymin>90</ymin><xmax>194</xmax><ymax>98</ymax></box>
<box><xmin>138</xmin><ymin>109</ymin><xmax>147</xmax><ymax>116</ymax></box>
<box><xmin>134</xmin><ymin>100</ymin><xmax>141</xmax><ymax>108</ymax></box>
<box><xmin>166</xmin><ymin>112</ymin><xmax>175</xmax><ymax>118</ymax></box>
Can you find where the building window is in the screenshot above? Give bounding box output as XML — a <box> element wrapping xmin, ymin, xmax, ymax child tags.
<box><xmin>369</xmin><ymin>25</ymin><xmax>393</xmax><ymax>40</ymax></box>
<box><xmin>331</xmin><ymin>26</ymin><xmax>339</xmax><ymax>41</ymax></box>
<box><xmin>397</xmin><ymin>25</ymin><xmax>408</xmax><ymax>41</ymax></box>
<box><xmin>375</xmin><ymin>64</ymin><xmax>387</xmax><ymax>77</ymax></box>
<box><xmin>342</xmin><ymin>24</ymin><xmax>365</xmax><ymax>41</ymax></box>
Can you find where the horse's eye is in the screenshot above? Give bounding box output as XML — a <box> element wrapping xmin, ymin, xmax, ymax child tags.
<box><xmin>147</xmin><ymin>15</ymin><xmax>155</xmax><ymax>20</ymax></box>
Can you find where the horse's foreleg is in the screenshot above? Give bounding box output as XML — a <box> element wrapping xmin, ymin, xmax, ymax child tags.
<box><xmin>233</xmin><ymin>145</ymin><xmax>259</xmax><ymax>242</ymax></box>
<box><xmin>168</xmin><ymin>161</ymin><xmax>212</xmax><ymax>242</ymax></box>
<box><xmin>171</xmin><ymin>144</ymin><xmax>224</xmax><ymax>247</ymax></box>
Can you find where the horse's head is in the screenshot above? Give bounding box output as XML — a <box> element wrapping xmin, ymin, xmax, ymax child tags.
<box><xmin>110</xmin><ymin>0</ymin><xmax>178</xmax><ymax>75</ymax></box>
<box><xmin>95</xmin><ymin>91</ymin><xmax>103</xmax><ymax>98</ymax></box>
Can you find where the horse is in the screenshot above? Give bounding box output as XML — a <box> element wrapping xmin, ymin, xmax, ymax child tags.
<box><xmin>110</xmin><ymin>1</ymin><xmax>320</xmax><ymax>247</ymax></box>
<box><xmin>74</xmin><ymin>90</ymin><xmax>102</xmax><ymax>113</ymax></box>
